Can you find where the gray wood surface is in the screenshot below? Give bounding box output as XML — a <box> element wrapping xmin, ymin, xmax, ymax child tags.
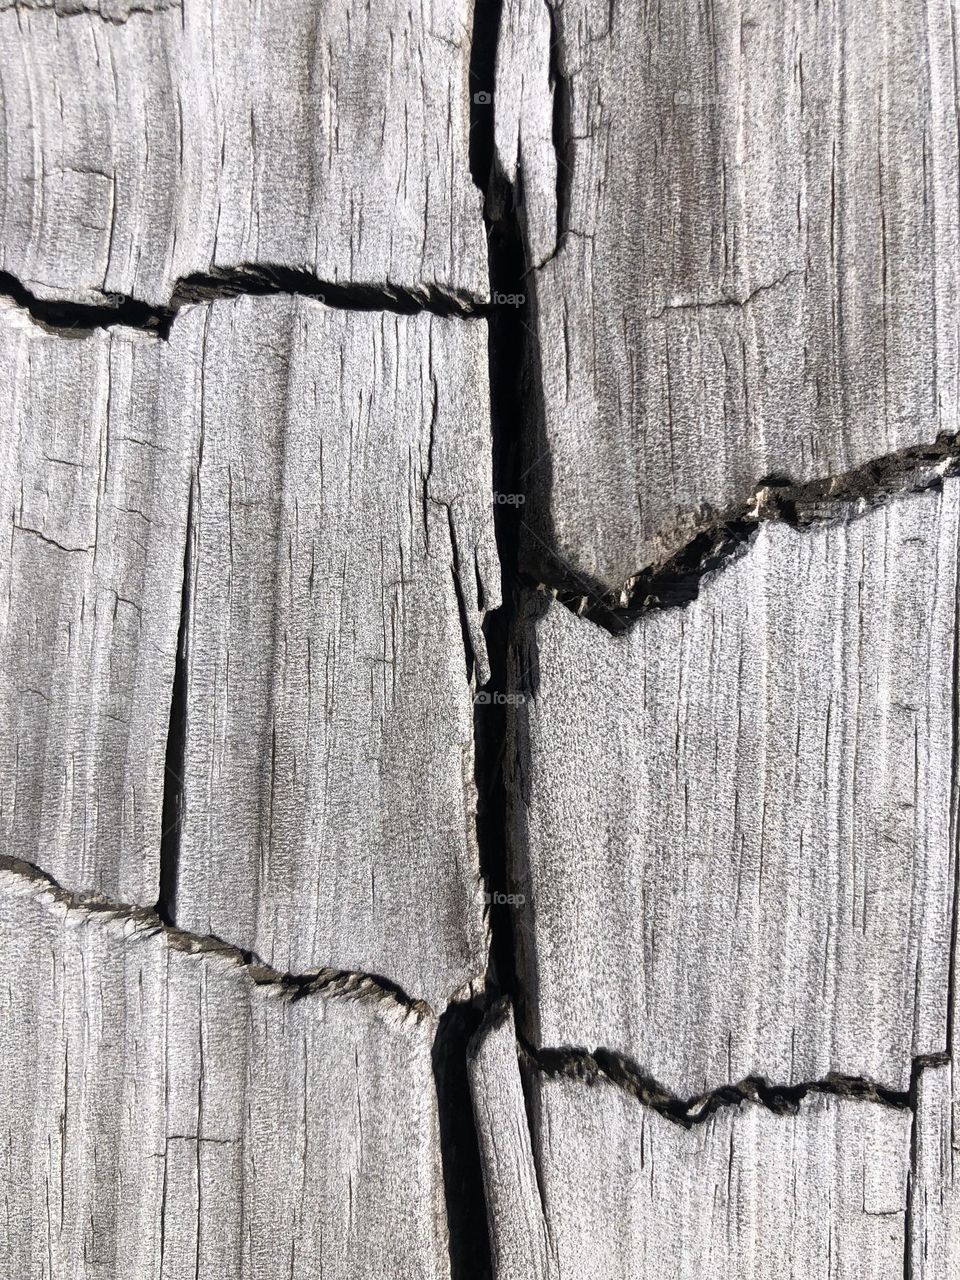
<box><xmin>524</xmin><ymin>1070</ymin><xmax>910</xmax><ymax>1279</ymax></box>
<box><xmin>470</xmin><ymin>1002</ymin><xmax>912</xmax><ymax>1280</ymax></box>
<box><xmin>496</xmin><ymin>0</ymin><xmax>960</xmax><ymax>594</ymax></box>
<box><xmin>913</xmin><ymin>1061</ymin><xmax>960</xmax><ymax>1278</ymax></box>
<box><xmin>0</xmin><ymin>297</ymin><xmax>196</xmax><ymax>903</ymax></box>
<box><xmin>0</xmin><ymin>0</ymin><xmax>486</xmax><ymax>307</ymax></box>
<box><xmin>0</xmin><ymin>855</ymin><xmax>449</xmax><ymax>1280</ymax></box>
<box><xmin>468</xmin><ymin>1002</ymin><xmax>558</xmax><ymax>1280</ymax></box>
<box><xmin>3</xmin><ymin>0</ymin><xmax>960</xmax><ymax>1274</ymax></box>
<box><xmin>175</xmin><ymin>295</ymin><xmax>498</xmax><ymax>1009</ymax></box>
<box><xmin>509</xmin><ymin>486</ymin><xmax>959</xmax><ymax>1096</ymax></box>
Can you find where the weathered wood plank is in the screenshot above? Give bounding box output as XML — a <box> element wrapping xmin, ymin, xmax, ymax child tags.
<box><xmin>0</xmin><ymin>299</ymin><xmax>196</xmax><ymax>903</ymax></box>
<box><xmin>495</xmin><ymin>0</ymin><xmax>960</xmax><ymax>592</ymax></box>
<box><xmin>509</xmin><ymin>486</ymin><xmax>959</xmax><ymax>1095</ymax></box>
<box><xmin>467</xmin><ymin>1002</ymin><xmax>558</xmax><ymax>1280</ymax></box>
<box><xmin>175</xmin><ymin>296</ymin><xmax>498</xmax><ymax>1009</ymax></box>
<box><xmin>0</xmin><ymin>0</ymin><xmax>487</xmax><ymax>307</ymax></box>
<box><xmin>469</xmin><ymin>1004</ymin><xmax>911</xmax><ymax>1280</ymax></box>
<box><xmin>912</xmin><ymin>1063</ymin><xmax>959</xmax><ymax>1277</ymax></box>
<box><xmin>0</xmin><ymin>857</ymin><xmax>450</xmax><ymax>1280</ymax></box>
<box><xmin>527</xmin><ymin>1073</ymin><xmax>910</xmax><ymax>1279</ymax></box>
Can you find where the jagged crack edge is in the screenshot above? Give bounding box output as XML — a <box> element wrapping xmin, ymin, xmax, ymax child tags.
<box><xmin>539</xmin><ymin>435</ymin><xmax>960</xmax><ymax>633</ymax></box>
<box><xmin>0</xmin><ymin>855</ymin><xmax>429</xmax><ymax>1016</ymax></box>
<box><xmin>522</xmin><ymin>1039</ymin><xmax>950</xmax><ymax>1127</ymax></box>
<box><xmin>0</xmin><ymin>265</ymin><xmax>487</xmax><ymax>340</ymax></box>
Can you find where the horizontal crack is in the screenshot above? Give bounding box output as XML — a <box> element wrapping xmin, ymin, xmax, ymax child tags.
<box><xmin>537</xmin><ymin>433</ymin><xmax>960</xmax><ymax>632</ymax></box>
<box><xmin>643</xmin><ymin>269</ymin><xmax>803</xmax><ymax>320</ymax></box>
<box><xmin>0</xmin><ymin>265</ymin><xmax>486</xmax><ymax>340</ymax></box>
<box><xmin>521</xmin><ymin>1038</ymin><xmax>949</xmax><ymax>1126</ymax></box>
<box><xmin>0</xmin><ymin>856</ymin><xmax>429</xmax><ymax>1017</ymax></box>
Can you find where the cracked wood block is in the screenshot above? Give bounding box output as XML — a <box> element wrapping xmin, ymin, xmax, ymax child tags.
<box><xmin>509</xmin><ymin>486</ymin><xmax>959</xmax><ymax>1096</ymax></box>
<box><xmin>528</xmin><ymin>1072</ymin><xmax>908</xmax><ymax>1279</ymax></box>
<box><xmin>0</xmin><ymin>859</ymin><xmax>450</xmax><ymax>1280</ymax></box>
<box><xmin>912</xmin><ymin>1062</ymin><xmax>960</xmax><ymax>1276</ymax></box>
<box><xmin>495</xmin><ymin>0</ymin><xmax>960</xmax><ymax>592</ymax></box>
<box><xmin>175</xmin><ymin>294</ymin><xmax>499</xmax><ymax>1011</ymax></box>
<box><xmin>469</xmin><ymin>1005</ymin><xmax>911</xmax><ymax>1280</ymax></box>
<box><xmin>468</xmin><ymin>1002</ymin><xmax>557</xmax><ymax>1280</ymax></box>
<box><xmin>0</xmin><ymin>0</ymin><xmax>486</xmax><ymax>307</ymax></box>
<box><xmin>0</xmin><ymin>298</ymin><xmax>196</xmax><ymax>903</ymax></box>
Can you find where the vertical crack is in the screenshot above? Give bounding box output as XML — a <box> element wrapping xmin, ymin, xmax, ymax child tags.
<box><xmin>429</xmin><ymin>2</ymin><xmax>539</xmax><ymax>1276</ymax></box>
<box><xmin>433</xmin><ymin>1002</ymin><xmax>490</xmax><ymax>1280</ymax></box>
<box><xmin>156</xmin><ymin>485</ymin><xmax>192</xmax><ymax>927</ymax></box>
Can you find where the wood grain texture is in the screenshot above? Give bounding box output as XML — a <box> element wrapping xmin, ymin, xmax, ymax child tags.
<box><xmin>522</xmin><ymin>1069</ymin><xmax>910</xmax><ymax>1280</ymax></box>
<box><xmin>468</xmin><ymin>1003</ymin><xmax>558</xmax><ymax>1280</ymax></box>
<box><xmin>0</xmin><ymin>298</ymin><xmax>196</xmax><ymax>904</ymax></box>
<box><xmin>175</xmin><ymin>295</ymin><xmax>498</xmax><ymax>1009</ymax></box>
<box><xmin>509</xmin><ymin>486</ymin><xmax>959</xmax><ymax>1095</ymax></box>
<box><xmin>496</xmin><ymin>0</ymin><xmax>960</xmax><ymax>593</ymax></box>
<box><xmin>0</xmin><ymin>858</ymin><xmax>450</xmax><ymax>1280</ymax></box>
<box><xmin>912</xmin><ymin>1063</ymin><xmax>958</xmax><ymax>1278</ymax></box>
<box><xmin>0</xmin><ymin>0</ymin><xmax>486</xmax><ymax>306</ymax></box>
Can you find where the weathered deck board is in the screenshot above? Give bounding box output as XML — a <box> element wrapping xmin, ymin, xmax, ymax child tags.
<box><xmin>175</xmin><ymin>296</ymin><xmax>498</xmax><ymax>1009</ymax></box>
<box><xmin>0</xmin><ymin>0</ymin><xmax>487</xmax><ymax>307</ymax></box>
<box><xmin>495</xmin><ymin>0</ymin><xmax>960</xmax><ymax>592</ymax></box>
<box><xmin>912</xmin><ymin>1062</ymin><xmax>959</xmax><ymax>1278</ymax></box>
<box><xmin>468</xmin><ymin>1002</ymin><xmax>557</xmax><ymax>1280</ymax></box>
<box><xmin>509</xmin><ymin>487</ymin><xmax>959</xmax><ymax>1095</ymax></box>
<box><xmin>469</xmin><ymin>1004</ymin><xmax>910</xmax><ymax>1280</ymax></box>
<box><xmin>0</xmin><ymin>858</ymin><xmax>450</xmax><ymax>1280</ymax></box>
<box><xmin>0</xmin><ymin>299</ymin><xmax>196</xmax><ymax>903</ymax></box>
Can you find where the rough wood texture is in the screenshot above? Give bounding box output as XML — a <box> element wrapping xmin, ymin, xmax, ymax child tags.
<box><xmin>496</xmin><ymin>0</ymin><xmax>960</xmax><ymax>592</ymax></box>
<box><xmin>912</xmin><ymin>1061</ymin><xmax>960</xmax><ymax>1276</ymax></box>
<box><xmin>175</xmin><ymin>295</ymin><xmax>498</xmax><ymax>1009</ymax></box>
<box><xmin>510</xmin><ymin>487</ymin><xmax>959</xmax><ymax>1096</ymax></box>
<box><xmin>468</xmin><ymin>1003</ymin><xmax>557</xmax><ymax>1280</ymax></box>
<box><xmin>469</xmin><ymin>1003</ymin><xmax>912</xmax><ymax>1280</ymax></box>
<box><xmin>0</xmin><ymin>858</ymin><xmax>449</xmax><ymax>1280</ymax></box>
<box><xmin>0</xmin><ymin>298</ymin><xmax>196</xmax><ymax>904</ymax></box>
<box><xmin>524</xmin><ymin>1070</ymin><xmax>910</xmax><ymax>1279</ymax></box>
<box><xmin>0</xmin><ymin>0</ymin><xmax>487</xmax><ymax>307</ymax></box>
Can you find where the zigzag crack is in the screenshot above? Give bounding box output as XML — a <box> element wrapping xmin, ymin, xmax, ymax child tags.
<box><xmin>0</xmin><ymin>265</ymin><xmax>486</xmax><ymax>340</ymax></box>
<box><xmin>538</xmin><ymin>433</ymin><xmax>960</xmax><ymax>632</ymax></box>
<box><xmin>0</xmin><ymin>855</ymin><xmax>427</xmax><ymax>1015</ymax></box>
<box><xmin>522</xmin><ymin>1038</ymin><xmax>949</xmax><ymax>1127</ymax></box>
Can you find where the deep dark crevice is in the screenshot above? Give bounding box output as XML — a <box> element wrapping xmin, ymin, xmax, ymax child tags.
<box><xmin>433</xmin><ymin>1002</ymin><xmax>490</xmax><ymax>1280</ymax></box>
<box><xmin>0</xmin><ymin>264</ymin><xmax>486</xmax><ymax>341</ymax></box>
<box><xmin>0</xmin><ymin>269</ymin><xmax>174</xmax><ymax>337</ymax></box>
<box><xmin>0</xmin><ymin>855</ymin><xmax>425</xmax><ymax>1012</ymax></box>
<box><xmin>537</xmin><ymin>433</ymin><xmax>960</xmax><ymax>633</ymax></box>
<box><xmin>546</xmin><ymin>0</ymin><xmax>573</xmax><ymax>250</ymax></box>
<box><xmin>522</xmin><ymin>1039</ymin><xmax>948</xmax><ymax>1129</ymax></box>
<box><xmin>946</xmin><ymin>552</ymin><xmax>960</xmax><ymax>1060</ymax></box>
<box><xmin>436</xmin><ymin>3</ymin><xmax>533</xmax><ymax>1276</ymax></box>
<box><xmin>156</xmin><ymin>487</ymin><xmax>192</xmax><ymax>928</ymax></box>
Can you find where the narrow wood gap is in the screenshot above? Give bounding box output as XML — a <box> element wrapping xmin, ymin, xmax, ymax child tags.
<box><xmin>156</xmin><ymin>481</ymin><xmax>192</xmax><ymax>927</ymax></box>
